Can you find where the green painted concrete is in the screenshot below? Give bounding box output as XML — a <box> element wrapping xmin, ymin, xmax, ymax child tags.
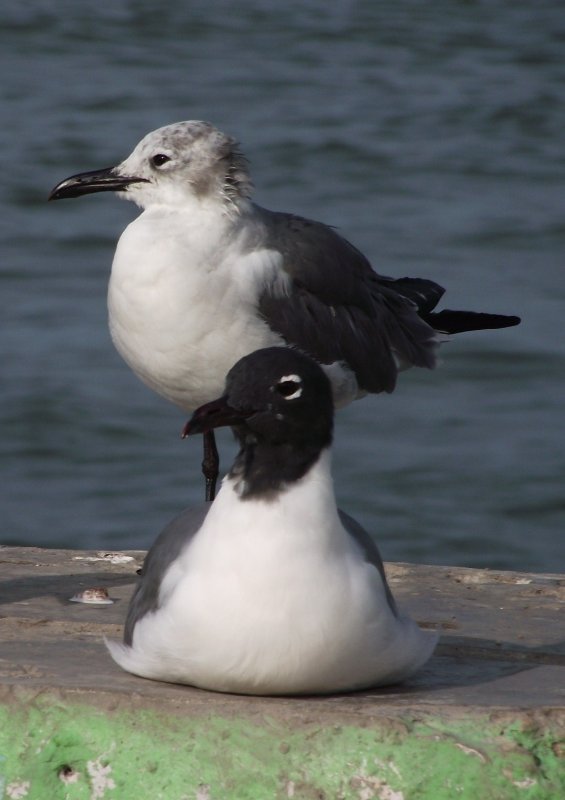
<box><xmin>2</xmin><ymin>549</ymin><xmax>564</xmax><ymax>798</ymax></box>
<box><xmin>0</xmin><ymin>696</ymin><xmax>563</xmax><ymax>800</ymax></box>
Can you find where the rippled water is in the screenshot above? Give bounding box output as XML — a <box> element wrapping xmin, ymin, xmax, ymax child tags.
<box><xmin>2</xmin><ymin>1</ymin><xmax>564</xmax><ymax>571</ymax></box>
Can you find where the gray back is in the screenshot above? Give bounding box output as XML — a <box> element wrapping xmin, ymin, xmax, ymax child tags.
<box><xmin>338</xmin><ymin>508</ymin><xmax>398</xmax><ymax>617</ymax></box>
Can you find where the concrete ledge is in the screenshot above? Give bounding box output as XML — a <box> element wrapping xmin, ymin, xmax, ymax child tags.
<box><xmin>0</xmin><ymin>546</ymin><xmax>563</xmax><ymax>799</ymax></box>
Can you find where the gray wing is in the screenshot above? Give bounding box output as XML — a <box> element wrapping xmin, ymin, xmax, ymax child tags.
<box><xmin>256</xmin><ymin>206</ymin><xmax>441</xmax><ymax>394</ymax></box>
<box><xmin>338</xmin><ymin>508</ymin><xmax>398</xmax><ymax>617</ymax></box>
<box><xmin>123</xmin><ymin>505</ymin><xmax>210</xmax><ymax>645</ymax></box>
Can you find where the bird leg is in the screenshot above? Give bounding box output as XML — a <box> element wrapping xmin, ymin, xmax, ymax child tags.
<box><xmin>202</xmin><ymin>430</ymin><xmax>219</xmax><ymax>502</ymax></box>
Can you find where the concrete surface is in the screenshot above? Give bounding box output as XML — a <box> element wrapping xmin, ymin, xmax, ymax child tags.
<box><xmin>0</xmin><ymin>545</ymin><xmax>563</xmax><ymax>799</ymax></box>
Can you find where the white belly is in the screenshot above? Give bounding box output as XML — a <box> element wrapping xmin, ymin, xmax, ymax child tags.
<box><xmin>107</xmin><ymin>453</ymin><xmax>437</xmax><ymax>694</ymax></box>
<box><xmin>107</xmin><ymin>210</ymin><xmax>284</xmax><ymax>411</ymax></box>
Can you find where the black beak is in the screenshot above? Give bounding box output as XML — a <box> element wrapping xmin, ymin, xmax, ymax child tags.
<box><xmin>181</xmin><ymin>396</ymin><xmax>253</xmax><ymax>438</ymax></box>
<box><xmin>48</xmin><ymin>166</ymin><xmax>148</xmax><ymax>200</ymax></box>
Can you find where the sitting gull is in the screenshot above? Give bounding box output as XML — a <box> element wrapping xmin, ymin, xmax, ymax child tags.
<box><xmin>106</xmin><ymin>347</ymin><xmax>438</xmax><ymax>694</ymax></box>
<box><xmin>49</xmin><ymin>121</ymin><xmax>520</xmax><ymax>500</ymax></box>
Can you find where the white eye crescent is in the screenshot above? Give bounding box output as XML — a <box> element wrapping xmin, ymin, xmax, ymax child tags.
<box><xmin>151</xmin><ymin>153</ymin><xmax>172</xmax><ymax>168</ymax></box>
<box><xmin>276</xmin><ymin>374</ymin><xmax>303</xmax><ymax>400</ymax></box>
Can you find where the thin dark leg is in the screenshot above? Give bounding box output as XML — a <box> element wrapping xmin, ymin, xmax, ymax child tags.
<box><xmin>202</xmin><ymin>430</ymin><xmax>219</xmax><ymax>502</ymax></box>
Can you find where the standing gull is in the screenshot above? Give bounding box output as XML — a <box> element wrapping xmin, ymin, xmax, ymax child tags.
<box><xmin>106</xmin><ymin>347</ymin><xmax>438</xmax><ymax>694</ymax></box>
<box><xmin>49</xmin><ymin>121</ymin><xmax>520</xmax><ymax>499</ymax></box>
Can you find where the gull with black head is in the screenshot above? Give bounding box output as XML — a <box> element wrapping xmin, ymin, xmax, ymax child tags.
<box><xmin>49</xmin><ymin>121</ymin><xmax>520</xmax><ymax>500</ymax></box>
<box><xmin>106</xmin><ymin>347</ymin><xmax>438</xmax><ymax>695</ymax></box>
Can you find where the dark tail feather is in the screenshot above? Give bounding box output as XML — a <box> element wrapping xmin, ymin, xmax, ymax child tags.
<box><xmin>424</xmin><ymin>309</ymin><xmax>521</xmax><ymax>334</ymax></box>
<box><xmin>379</xmin><ymin>276</ymin><xmax>445</xmax><ymax>314</ymax></box>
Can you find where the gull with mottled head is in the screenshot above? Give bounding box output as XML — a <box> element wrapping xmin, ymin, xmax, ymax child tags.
<box><xmin>49</xmin><ymin>121</ymin><xmax>520</xmax><ymax>499</ymax></box>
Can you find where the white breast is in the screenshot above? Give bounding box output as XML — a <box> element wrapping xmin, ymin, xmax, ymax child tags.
<box><xmin>107</xmin><ymin>204</ymin><xmax>285</xmax><ymax>411</ymax></box>
<box><xmin>107</xmin><ymin>450</ymin><xmax>437</xmax><ymax>694</ymax></box>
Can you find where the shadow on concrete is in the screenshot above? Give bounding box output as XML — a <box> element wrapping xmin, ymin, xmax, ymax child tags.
<box><xmin>0</xmin><ymin>571</ymin><xmax>136</xmax><ymax>606</ymax></box>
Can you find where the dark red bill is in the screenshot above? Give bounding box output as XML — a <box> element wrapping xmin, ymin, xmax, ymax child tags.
<box><xmin>181</xmin><ymin>396</ymin><xmax>253</xmax><ymax>438</ymax></box>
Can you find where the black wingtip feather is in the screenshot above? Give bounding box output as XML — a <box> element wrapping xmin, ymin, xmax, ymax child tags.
<box><xmin>424</xmin><ymin>310</ymin><xmax>521</xmax><ymax>334</ymax></box>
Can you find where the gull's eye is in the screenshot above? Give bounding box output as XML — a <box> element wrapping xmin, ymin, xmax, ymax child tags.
<box><xmin>275</xmin><ymin>374</ymin><xmax>303</xmax><ymax>400</ymax></box>
<box><xmin>151</xmin><ymin>153</ymin><xmax>171</xmax><ymax>168</ymax></box>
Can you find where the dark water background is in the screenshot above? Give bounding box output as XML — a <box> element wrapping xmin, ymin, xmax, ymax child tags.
<box><xmin>2</xmin><ymin>1</ymin><xmax>564</xmax><ymax>571</ymax></box>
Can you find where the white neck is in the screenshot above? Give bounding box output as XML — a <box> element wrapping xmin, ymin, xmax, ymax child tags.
<box><xmin>201</xmin><ymin>448</ymin><xmax>341</xmax><ymax>550</ymax></box>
